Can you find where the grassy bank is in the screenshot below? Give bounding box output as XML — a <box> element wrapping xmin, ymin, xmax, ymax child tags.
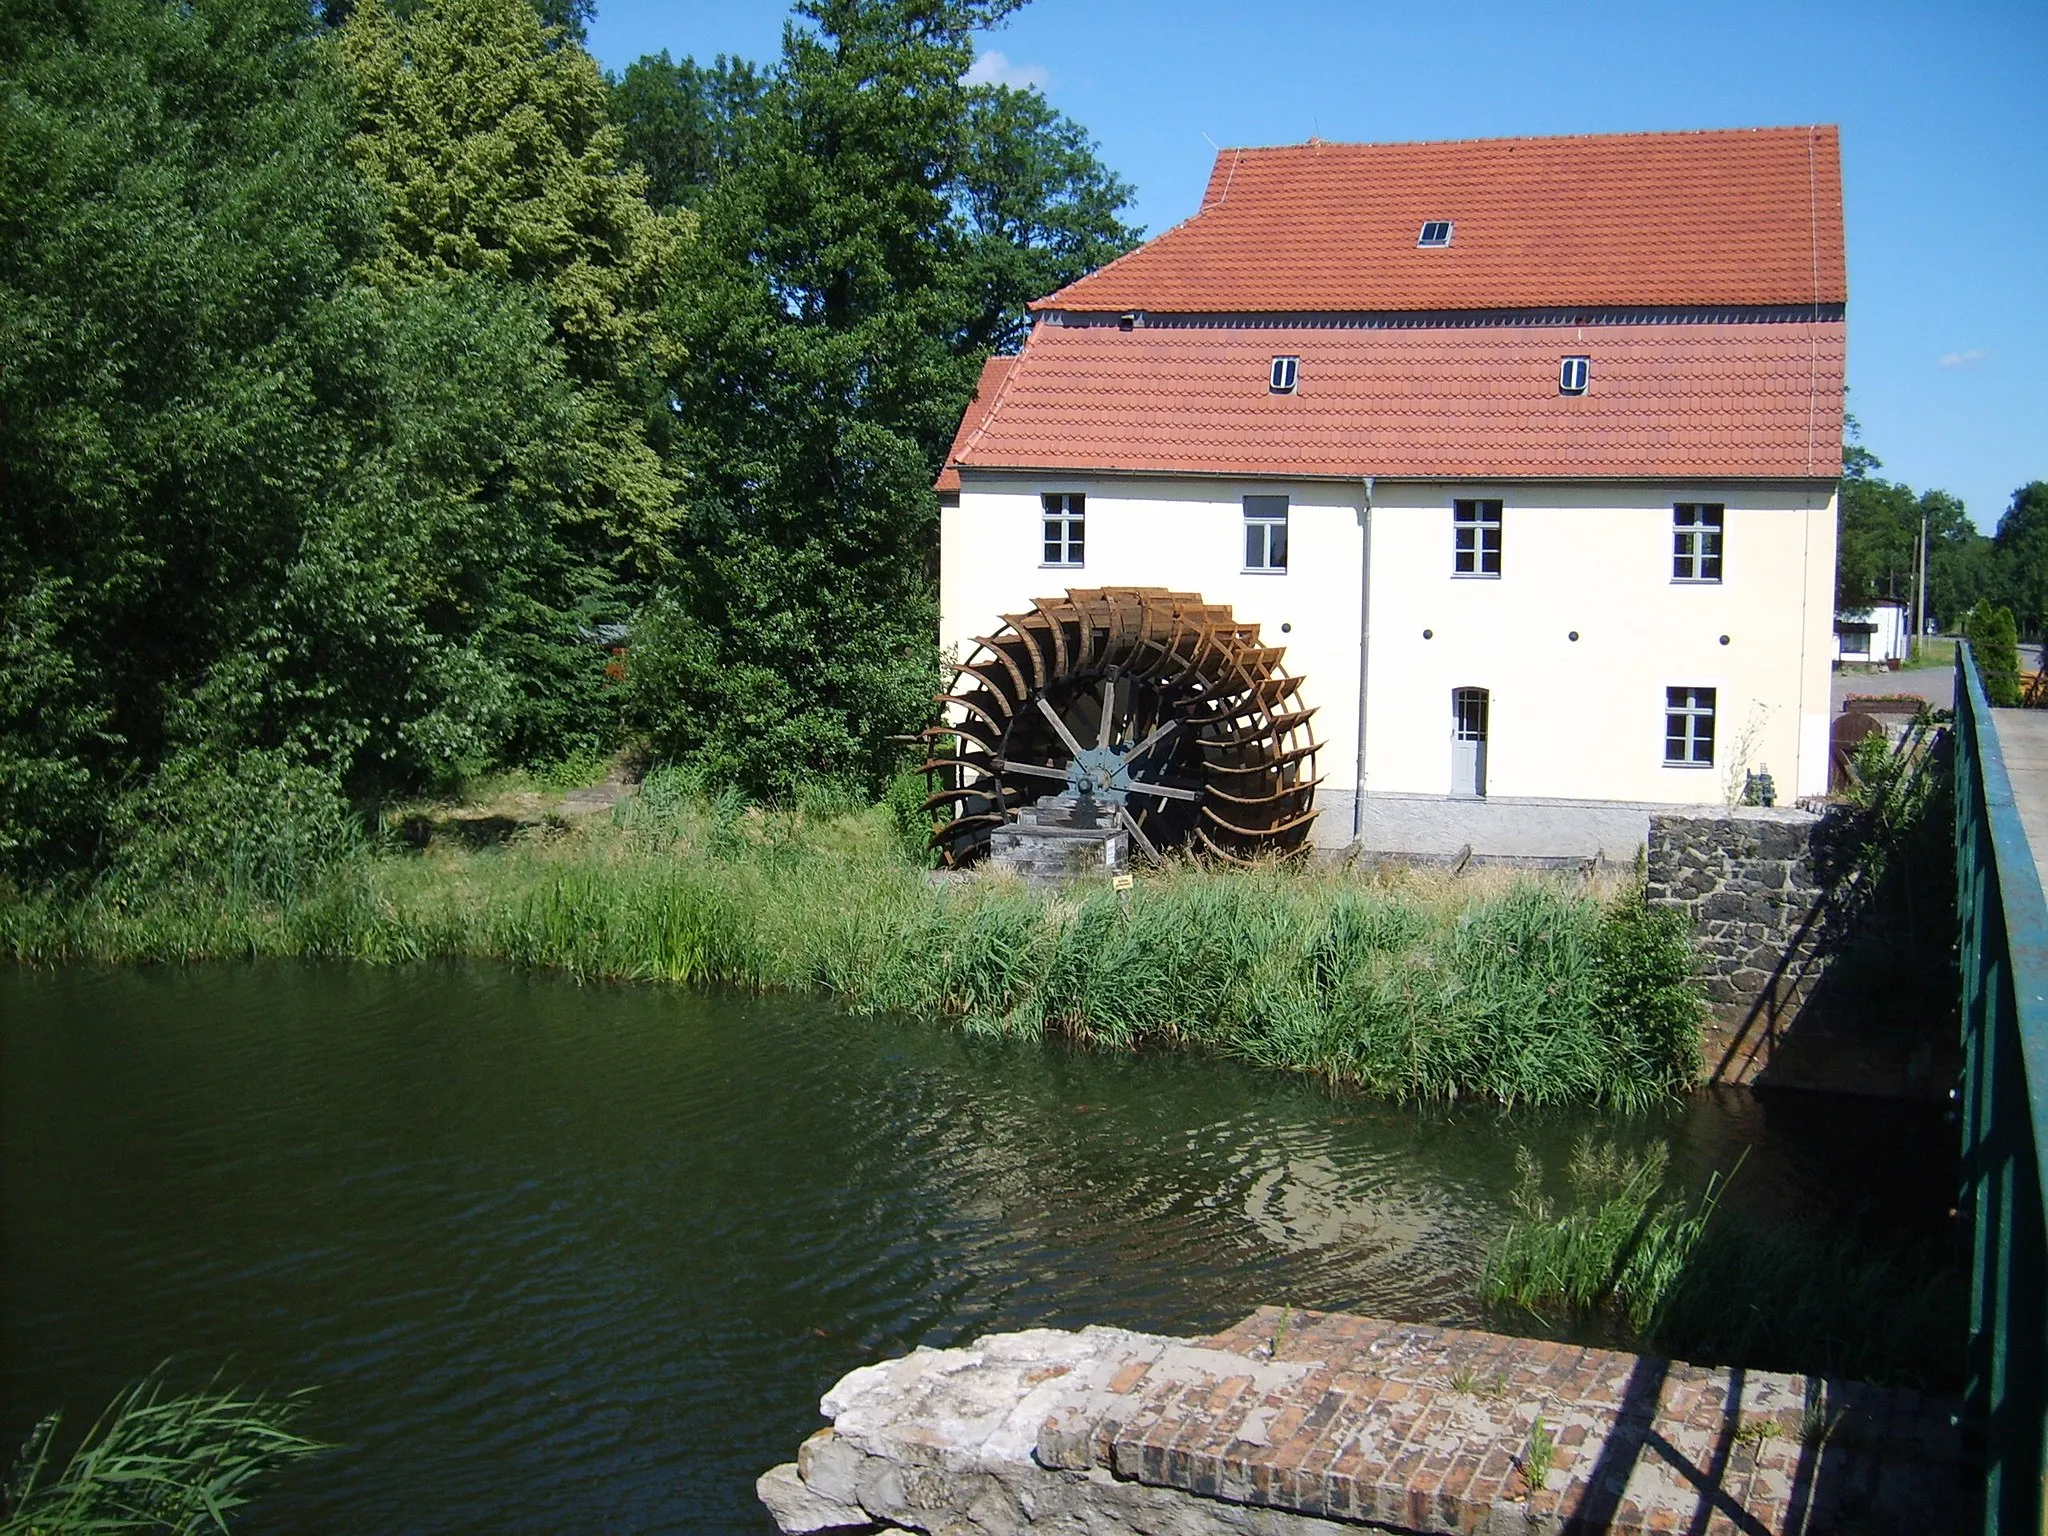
<box><xmin>0</xmin><ymin>770</ymin><xmax>1704</xmax><ymax>1109</ymax></box>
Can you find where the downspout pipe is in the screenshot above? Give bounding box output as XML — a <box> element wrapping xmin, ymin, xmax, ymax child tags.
<box><xmin>1352</xmin><ymin>476</ymin><xmax>1374</xmax><ymax>844</ymax></box>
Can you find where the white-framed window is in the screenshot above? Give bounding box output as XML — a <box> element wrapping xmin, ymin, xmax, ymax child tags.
<box><xmin>1269</xmin><ymin>355</ymin><xmax>1299</xmax><ymax>394</ymax></box>
<box><xmin>1417</xmin><ymin>220</ymin><xmax>1454</xmax><ymax>247</ymax></box>
<box><xmin>1839</xmin><ymin>627</ymin><xmax>1872</xmax><ymax>657</ymax></box>
<box><xmin>1453</xmin><ymin>499</ymin><xmax>1502</xmax><ymax>577</ymax></box>
<box><xmin>1558</xmin><ymin>355</ymin><xmax>1590</xmax><ymax>395</ymax></box>
<box><xmin>1672</xmin><ymin>503</ymin><xmax>1724</xmax><ymax>583</ymax></box>
<box><xmin>1042</xmin><ymin>492</ymin><xmax>1084</xmax><ymax>567</ymax></box>
<box><xmin>1664</xmin><ymin>686</ymin><xmax>1716</xmax><ymax>767</ymax></box>
<box><xmin>1244</xmin><ymin>495</ymin><xmax>1288</xmax><ymax>572</ymax></box>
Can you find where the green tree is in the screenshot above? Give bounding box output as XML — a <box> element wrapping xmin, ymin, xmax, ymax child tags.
<box><xmin>340</xmin><ymin>0</ymin><xmax>690</xmax><ymax>573</ymax></box>
<box><xmin>1994</xmin><ymin>482</ymin><xmax>2048</xmax><ymax>639</ymax></box>
<box><xmin>1836</xmin><ymin>421</ymin><xmax>2000</xmax><ymax>632</ymax></box>
<box><xmin>634</xmin><ymin>0</ymin><xmax>1139</xmax><ymax>794</ymax></box>
<box><xmin>0</xmin><ymin>0</ymin><xmax>378</xmax><ymax>874</ymax></box>
<box><xmin>609</xmin><ymin>50</ymin><xmax>764</xmax><ymax>211</ymax></box>
<box><xmin>1965</xmin><ymin>603</ymin><xmax>2022</xmax><ymax>706</ymax></box>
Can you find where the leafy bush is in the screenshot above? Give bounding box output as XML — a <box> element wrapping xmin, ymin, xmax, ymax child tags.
<box><xmin>112</xmin><ymin>751</ymin><xmax>362</xmax><ymax>909</ymax></box>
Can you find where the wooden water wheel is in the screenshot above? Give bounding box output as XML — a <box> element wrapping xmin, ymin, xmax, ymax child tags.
<box><xmin>921</xmin><ymin>588</ymin><xmax>1321</xmax><ymax>867</ymax></box>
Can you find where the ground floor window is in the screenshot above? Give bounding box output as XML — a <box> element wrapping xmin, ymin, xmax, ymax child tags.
<box><xmin>1839</xmin><ymin>627</ymin><xmax>1872</xmax><ymax>657</ymax></box>
<box><xmin>1664</xmin><ymin>686</ymin><xmax>1716</xmax><ymax>766</ymax></box>
<box><xmin>1042</xmin><ymin>492</ymin><xmax>1084</xmax><ymax>566</ymax></box>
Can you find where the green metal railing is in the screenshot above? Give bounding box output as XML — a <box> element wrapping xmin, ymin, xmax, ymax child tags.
<box><xmin>1956</xmin><ymin>642</ymin><xmax>2048</xmax><ymax>1534</ymax></box>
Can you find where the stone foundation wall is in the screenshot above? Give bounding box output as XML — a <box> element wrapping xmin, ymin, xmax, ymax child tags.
<box><xmin>1646</xmin><ymin>807</ymin><xmax>1828</xmax><ymax>1081</ymax></box>
<box><xmin>1645</xmin><ymin>805</ymin><xmax>1950</xmax><ymax>1095</ymax></box>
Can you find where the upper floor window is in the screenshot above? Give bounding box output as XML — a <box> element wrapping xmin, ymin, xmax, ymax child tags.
<box><xmin>1665</xmin><ymin>686</ymin><xmax>1717</xmax><ymax>767</ymax></box>
<box><xmin>1673</xmin><ymin>504</ymin><xmax>1724</xmax><ymax>583</ymax></box>
<box><xmin>1244</xmin><ymin>495</ymin><xmax>1288</xmax><ymax>572</ymax></box>
<box><xmin>1042</xmin><ymin>492</ymin><xmax>1084</xmax><ymax>567</ymax></box>
<box><xmin>1453</xmin><ymin>499</ymin><xmax>1502</xmax><ymax>577</ymax></box>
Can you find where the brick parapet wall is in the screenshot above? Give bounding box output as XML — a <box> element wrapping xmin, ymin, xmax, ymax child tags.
<box><xmin>758</xmin><ymin>1310</ymin><xmax>1958</xmax><ymax>1535</ymax></box>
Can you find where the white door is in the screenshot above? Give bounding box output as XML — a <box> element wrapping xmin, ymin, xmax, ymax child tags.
<box><xmin>1451</xmin><ymin>688</ymin><xmax>1488</xmax><ymax>798</ymax></box>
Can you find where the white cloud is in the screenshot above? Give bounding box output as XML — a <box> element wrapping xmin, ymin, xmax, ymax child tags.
<box><xmin>1939</xmin><ymin>348</ymin><xmax>1989</xmax><ymax>369</ymax></box>
<box><xmin>964</xmin><ymin>49</ymin><xmax>1050</xmax><ymax>90</ymax></box>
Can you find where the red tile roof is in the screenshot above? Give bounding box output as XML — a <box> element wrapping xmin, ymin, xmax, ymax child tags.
<box><xmin>944</xmin><ymin>321</ymin><xmax>1845</xmax><ymax>482</ymax></box>
<box><xmin>936</xmin><ymin>355</ymin><xmax>1015</xmax><ymax>493</ymax></box>
<box><xmin>1040</xmin><ymin>127</ymin><xmax>1845</xmax><ymax>315</ymax></box>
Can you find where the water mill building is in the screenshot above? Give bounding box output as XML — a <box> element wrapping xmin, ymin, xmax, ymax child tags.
<box><xmin>930</xmin><ymin>126</ymin><xmax>1846</xmax><ymax>863</ymax></box>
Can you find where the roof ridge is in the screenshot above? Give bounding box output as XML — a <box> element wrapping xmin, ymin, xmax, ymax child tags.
<box><xmin>1205</xmin><ymin>123</ymin><xmax>1839</xmax><ymax>155</ymax></box>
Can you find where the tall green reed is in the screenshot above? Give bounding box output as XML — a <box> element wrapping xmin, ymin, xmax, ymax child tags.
<box><xmin>2</xmin><ymin>1369</ymin><xmax>327</xmax><ymax>1535</ymax></box>
<box><xmin>1</xmin><ymin>784</ymin><xmax>1706</xmax><ymax>1110</ymax></box>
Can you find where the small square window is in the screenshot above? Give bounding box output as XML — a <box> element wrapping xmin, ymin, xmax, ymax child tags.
<box><xmin>1269</xmin><ymin>356</ymin><xmax>1299</xmax><ymax>394</ymax></box>
<box><xmin>1664</xmin><ymin>686</ymin><xmax>1716</xmax><ymax>767</ymax></box>
<box><xmin>1559</xmin><ymin>355</ymin><xmax>1590</xmax><ymax>395</ymax></box>
<box><xmin>1453</xmin><ymin>499</ymin><xmax>1502</xmax><ymax>577</ymax></box>
<box><xmin>1672</xmin><ymin>504</ymin><xmax>1724</xmax><ymax>582</ymax></box>
<box><xmin>1417</xmin><ymin>220</ymin><xmax>1453</xmax><ymax>247</ymax></box>
<box><xmin>1042</xmin><ymin>492</ymin><xmax>1084</xmax><ymax>567</ymax></box>
<box><xmin>1244</xmin><ymin>494</ymin><xmax>1288</xmax><ymax>572</ymax></box>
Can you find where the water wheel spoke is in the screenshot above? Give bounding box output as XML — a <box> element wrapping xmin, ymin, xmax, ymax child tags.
<box><xmin>1118</xmin><ymin>806</ymin><xmax>1164</xmax><ymax>867</ymax></box>
<box><xmin>1124</xmin><ymin>716</ymin><xmax>1177</xmax><ymax>765</ymax></box>
<box><xmin>1034</xmin><ymin>695</ymin><xmax>1089</xmax><ymax>761</ymax></box>
<box><xmin>991</xmin><ymin>758</ymin><xmax>1071</xmax><ymax>784</ymax></box>
<box><xmin>1096</xmin><ymin>676</ymin><xmax>1116</xmax><ymax>750</ymax></box>
<box><xmin>1125</xmin><ymin>778</ymin><xmax>1203</xmax><ymax>803</ymax></box>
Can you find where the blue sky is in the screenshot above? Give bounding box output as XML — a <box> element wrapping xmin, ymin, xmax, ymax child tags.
<box><xmin>588</xmin><ymin>0</ymin><xmax>2046</xmax><ymax>534</ymax></box>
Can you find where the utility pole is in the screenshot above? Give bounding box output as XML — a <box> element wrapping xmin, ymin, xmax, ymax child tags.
<box><xmin>1915</xmin><ymin>511</ymin><xmax>1930</xmax><ymax>657</ymax></box>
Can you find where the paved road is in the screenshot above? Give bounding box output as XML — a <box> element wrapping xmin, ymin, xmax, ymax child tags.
<box><xmin>1995</xmin><ymin>708</ymin><xmax>2048</xmax><ymax>899</ymax></box>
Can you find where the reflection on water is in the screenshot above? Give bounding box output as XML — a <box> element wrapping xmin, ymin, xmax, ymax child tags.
<box><xmin>0</xmin><ymin>964</ymin><xmax>1954</xmax><ymax>1534</ymax></box>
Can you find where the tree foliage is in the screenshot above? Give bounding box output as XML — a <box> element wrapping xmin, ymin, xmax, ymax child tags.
<box><xmin>0</xmin><ymin>0</ymin><xmax>685</xmax><ymax>881</ymax></box>
<box><xmin>609</xmin><ymin>50</ymin><xmax>764</xmax><ymax>211</ymax></box>
<box><xmin>620</xmin><ymin>0</ymin><xmax>1140</xmax><ymax>794</ymax></box>
<box><xmin>1964</xmin><ymin>603</ymin><xmax>2022</xmax><ymax>706</ymax></box>
<box><xmin>1837</xmin><ymin>423</ymin><xmax>2043</xmax><ymax>639</ymax></box>
<box><xmin>0</xmin><ymin>0</ymin><xmax>1143</xmax><ymax>877</ymax></box>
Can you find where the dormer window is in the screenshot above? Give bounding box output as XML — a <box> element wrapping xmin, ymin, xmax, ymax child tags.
<box><xmin>1559</xmin><ymin>355</ymin><xmax>1590</xmax><ymax>395</ymax></box>
<box><xmin>1269</xmin><ymin>356</ymin><xmax>1299</xmax><ymax>394</ymax></box>
<box><xmin>1417</xmin><ymin>220</ymin><xmax>1453</xmax><ymax>247</ymax></box>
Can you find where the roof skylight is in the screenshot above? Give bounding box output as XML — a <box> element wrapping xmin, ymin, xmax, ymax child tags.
<box><xmin>1417</xmin><ymin>220</ymin><xmax>1453</xmax><ymax>247</ymax></box>
<box><xmin>1269</xmin><ymin>356</ymin><xmax>1299</xmax><ymax>394</ymax></box>
<box><xmin>1559</xmin><ymin>356</ymin><xmax>1590</xmax><ymax>395</ymax></box>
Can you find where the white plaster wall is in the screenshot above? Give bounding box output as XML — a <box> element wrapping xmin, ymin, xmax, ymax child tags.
<box><xmin>1362</xmin><ymin>482</ymin><xmax>1838</xmax><ymax>804</ymax></box>
<box><xmin>941</xmin><ymin>476</ymin><xmax>1838</xmax><ymax>813</ymax></box>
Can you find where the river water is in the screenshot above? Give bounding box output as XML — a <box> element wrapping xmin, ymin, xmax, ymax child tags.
<box><xmin>0</xmin><ymin>964</ymin><xmax>1955</xmax><ymax>1533</ymax></box>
